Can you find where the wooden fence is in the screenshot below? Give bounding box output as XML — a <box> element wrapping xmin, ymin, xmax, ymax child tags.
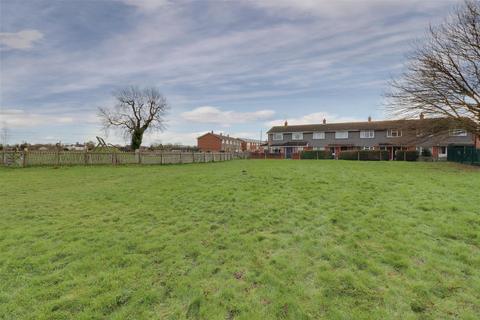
<box><xmin>0</xmin><ymin>150</ymin><xmax>249</xmax><ymax>167</ymax></box>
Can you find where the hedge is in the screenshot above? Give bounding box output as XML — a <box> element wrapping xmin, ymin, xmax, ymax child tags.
<box><xmin>338</xmin><ymin>150</ymin><xmax>389</xmax><ymax>161</ymax></box>
<box><xmin>300</xmin><ymin>150</ymin><xmax>334</xmax><ymax>159</ymax></box>
<box><xmin>395</xmin><ymin>150</ymin><xmax>419</xmax><ymax>161</ymax></box>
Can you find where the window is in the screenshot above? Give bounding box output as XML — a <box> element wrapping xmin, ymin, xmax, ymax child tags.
<box><xmin>387</xmin><ymin>129</ymin><xmax>402</xmax><ymax>137</ymax></box>
<box><xmin>439</xmin><ymin>146</ymin><xmax>447</xmax><ymax>155</ymax></box>
<box><xmin>363</xmin><ymin>146</ymin><xmax>374</xmax><ymax>150</ymax></box>
<box><xmin>313</xmin><ymin>132</ymin><xmax>325</xmax><ymax>139</ymax></box>
<box><xmin>335</xmin><ymin>131</ymin><xmax>348</xmax><ymax>139</ymax></box>
<box><xmin>273</xmin><ymin>133</ymin><xmax>283</xmax><ymax>141</ymax></box>
<box><xmin>360</xmin><ymin>130</ymin><xmax>375</xmax><ymax>139</ymax></box>
<box><xmin>292</xmin><ymin>132</ymin><xmax>303</xmax><ymax>140</ymax></box>
<box><xmin>449</xmin><ymin>129</ymin><xmax>467</xmax><ymax>136</ymax></box>
<box><xmin>313</xmin><ymin>147</ymin><xmax>325</xmax><ymax>151</ymax></box>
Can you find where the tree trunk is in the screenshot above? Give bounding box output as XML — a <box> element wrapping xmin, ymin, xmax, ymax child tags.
<box><xmin>131</xmin><ymin>129</ymin><xmax>144</xmax><ymax>150</ymax></box>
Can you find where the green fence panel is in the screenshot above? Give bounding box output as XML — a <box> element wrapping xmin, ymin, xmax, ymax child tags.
<box><xmin>447</xmin><ymin>146</ymin><xmax>480</xmax><ymax>165</ymax></box>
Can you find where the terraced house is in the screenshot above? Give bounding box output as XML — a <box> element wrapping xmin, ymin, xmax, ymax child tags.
<box><xmin>267</xmin><ymin>116</ymin><xmax>478</xmax><ymax>160</ymax></box>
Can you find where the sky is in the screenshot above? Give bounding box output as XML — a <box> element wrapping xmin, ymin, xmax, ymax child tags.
<box><xmin>0</xmin><ymin>0</ymin><xmax>462</xmax><ymax>146</ymax></box>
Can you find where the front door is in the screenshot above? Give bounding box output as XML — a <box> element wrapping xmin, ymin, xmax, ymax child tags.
<box><xmin>392</xmin><ymin>146</ymin><xmax>402</xmax><ymax>160</ymax></box>
<box><xmin>285</xmin><ymin>147</ymin><xmax>293</xmax><ymax>159</ymax></box>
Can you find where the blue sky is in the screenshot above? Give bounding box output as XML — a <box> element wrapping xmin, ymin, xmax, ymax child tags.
<box><xmin>0</xmin><ymin>0</ymin><xmax>460</xmax><ymax>145</ymax></box>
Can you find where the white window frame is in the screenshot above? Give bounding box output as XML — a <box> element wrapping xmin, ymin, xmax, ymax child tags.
<box><xmin>449</xmin><ymin>129</ymin><xmax>467</xmax><ymax>137</ymax></box>
<box><xmin>273</xmin><ymin>133</ymin><xmax>283</xmax><ymax>141</ymax></box>
<box><xmin>439</xmin><ymin>146</ymin><xmax>447</xmax><ymax>157</ymax></box>
<box><xmin>313</xmin><ymin>132</ymin><xmax>325</xmax><ymax>140</ymax></box>
<box><xmin>335</xmin><ymin>131</ymin><xmax>349</xmax><ymax>139</ymax></box>
<box><xmin>363</xmin><ymin>146</ymin><xmax>374</xmax><ymax>150</ymax></box>
<box><xmin>360</xmin><ymin>130</ymin><xmax>375</xmax><ymax>139</ymax></box>
<box><xmin>292</xmin><ymin>132</ymin><xmax>303</xmax><ymax>140</ymax></box>
<box><xmin>387</xmin><ymin>129</ymin><xmax>402</xmax><ymax>137</ymax></box>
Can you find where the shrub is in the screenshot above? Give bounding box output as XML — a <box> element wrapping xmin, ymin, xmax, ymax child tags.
<box><xmin>395</xmin><ymin>150</ymin><xmax>419</xmax><ymax>161</ymax></box>
<box><xmin>338</xmin><ymin>150</ymin><xmax>389</xmax><ymax>161</ymax></box>
<box><xmin>359</xmin><ymin>150</ymin><xmax>389</xmax><ymax>161</ymax></box>
<box><xmin>338</xmin><ymin>151</ymin><xmax>359</xmax><ymax>160</ymax></box>
<box><xmin>421</xmin><ymin>148</ymin><xmax>432</xmax><ymax>157</ymax></box>
<box><xmin>301</xmin><ymin>150</ymin><xmax>333</xmax><ymax>159</ymax></box>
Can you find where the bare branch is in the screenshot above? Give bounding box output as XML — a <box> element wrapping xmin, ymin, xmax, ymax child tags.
<box><xmin>97</xmin><ymin>86</ymin><xmax>169</xmax><ymax>150</ymax></box>
<box><xmin>386</xmin><ymin>0</ymin><xmax>480</xmax><ymax>135</ymax></box>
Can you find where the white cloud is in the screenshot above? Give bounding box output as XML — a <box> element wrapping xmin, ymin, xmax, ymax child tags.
<box><xmin>120</xmin><ymin>0</ymin><xmax>170</xmax><ymax>11</ymax></box>
<box><xmin>181</xmin><ymin>106</ymin><xmax>275</xmax><ymax>126</ymax></box>
<box><xmin>266</xmin><ymin>112</ymin><xmax>368</xmax><ymax>127</ymax></box>
<box><xmin>0</xmin><ymin>108</ymin><xmax>74</xmax><ymax>127</ymax></box>
<box><xmin>0</xmin><ymin>30</ymin><xmax>43</xmax><ymax>50</ymax></box>
<box><xmin>252</xmin><ymin>0</ymin><xmax>458</xmax><ymax>18</ymax></box>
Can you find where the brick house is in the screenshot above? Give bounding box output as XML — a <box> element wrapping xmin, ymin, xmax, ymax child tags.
<box><xmin>267</xmin><ymin>117</ymin><xmax>477</xmax><ymax>160</ymax></box>
<box><xmin>197</xmin><ymin>132</ymin><xmax>264</xmax><ymax>152</ymax></box>
<box><xmin>240</xmin><ymin>138</ymin><xmax>264</xmax><ymax>152</ymax></box>
<box><xmin>197</xmin><ymin>132</ymin><xmax>242</xmax><ymax>152</ymax></box>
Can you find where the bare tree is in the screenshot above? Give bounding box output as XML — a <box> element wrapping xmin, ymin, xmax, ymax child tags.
<box><xmin>98</xmin><ymin>86</ymin><xmax>168</xmax><ymax>150</ymax></box>
<box><xmin>386</xmin><ymin>0</ymin><xmax>480</xmax><ymax>135</ymax></box>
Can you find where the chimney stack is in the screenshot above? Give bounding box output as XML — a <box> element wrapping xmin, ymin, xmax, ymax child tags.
<box><xmin>419</xmin><ymin>113</ymin><xmax>425</xmax><ymax>120</ymax></box>
<box><xmin>322</xmin><ymin>118</ymin><xmax>326</xmax><ymax>124</ymax></box>
<box><xmin>368</xmin><ymin>116</ymin><xmax>372</xmax><ymax>122</ymax></box>
<box><xmin>284</xmin><ymin>120</ymin><xmax>288</xmax><ymax>127</ymax></box>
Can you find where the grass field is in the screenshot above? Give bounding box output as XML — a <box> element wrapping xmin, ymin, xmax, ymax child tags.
<box><xmin>1</xmin><ymin>160</ymin><xmax>479</xmax><ymax>319</ymax></box>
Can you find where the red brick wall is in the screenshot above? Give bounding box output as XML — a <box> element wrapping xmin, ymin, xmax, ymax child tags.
<box><xmin>241</xmin><ymin>141</ymin><xmax>247</xmax><ymax>152</ymax></box>
<box><xmin>197</xmin><ymin>134</ymin><xmax>221</xmax><ymax>152</ymax></box>
<box><xmin>432</xmin><ymin>146</ymin><xmax>439</xmax><ymax>159</ymax></box>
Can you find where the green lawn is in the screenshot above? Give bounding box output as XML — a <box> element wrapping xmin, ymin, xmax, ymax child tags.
<box><xmin>0</xmin><ymin>160</ymin><xmax>479</xmax><ymax>319</ymax></box>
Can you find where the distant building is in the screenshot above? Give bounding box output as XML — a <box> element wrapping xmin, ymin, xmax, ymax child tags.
<box><xmin>197</xmin><ymin>132</ymin><xmax>242</xmax><ymax>152</ymax></box>
<box><xmin>240</xmin><ymin>138</ymin><xmax>264</xmax><ymax>152</ymax></box>
<box><xmin>197</xmin><ymin>132</ymin><xmax>264</xmax><ymax>152</ymax></box>
<box><xmin>65</xmin><ymin>144</ymin><xmax>86</xmax><ymax>151</ymax></box>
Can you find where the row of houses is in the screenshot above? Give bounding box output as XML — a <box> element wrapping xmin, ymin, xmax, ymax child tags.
<box><xmin>197</xmin><ymin>115</ymin><xmax>479</xmax><ymax>160</ymax></box>
<box><xmin>266</xmin><ymin>116</ymin><xmax>479</xmax><ymax>160</ymax></box>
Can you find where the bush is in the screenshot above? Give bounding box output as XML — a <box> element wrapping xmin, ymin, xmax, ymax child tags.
<box><xmin>301</xmin><ymin>150</ymin><xmax>333</xmax><ymax>159</ymax></box>
<box><xmin>359</xmin><ymin>150</ymin><xmax>389</xmax><ymax>161</ymax></box>
<box><xmin>338</xmin><ymin>150</ymin><xmax>389</xmax><ymax>161</ymax></box>
<box><xmin>338</xmin><ymin>151</ymin><xmax>359</xmax><ymax>160</ymax></box>
<box><xmin>421</xmin><ymin>148</ymin><xmax>432</xmax><ymax>157</ymax></box>
<box><xmin>395</xmin><ymin>150</ymin><xmax>419</xmax><ymax>161</ymax></box>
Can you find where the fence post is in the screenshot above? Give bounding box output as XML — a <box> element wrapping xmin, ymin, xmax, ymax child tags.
<box><xmin>22</xmin><ymin>149</ymin><xmax>27</xmax><ymax>167</ymax></box>
<box><xmin>192</xmin><ymin>151</ymin><xmax>195</xmax><ymax>163</ymax></box>
<box><xmin>357</xmin><ymin>151</ymin><xmax>360</xmax><ymax>161</ymax></box>
<box><xmin>136</xmin><ymin>149</ymin><xmax>142</xmax><ymax>164</ymax></box>
<box><xmin>56</xmin><ymin>148</ymin><xmax>60</xmax><ymax>166</ymax></box>
<box><xmin>160</xmin><ymin>152</ymin><xmax>163</xmax><ymax>165</ymax></box>
<box><xmin>179</xmin><ymin>152</ymin><xmax>182</xmax><ymax>164</ymax></box>
<box><xmin>204</xmin><ymin>152</ymin><xmax>206</xmax><ymax>163</ymax></box>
